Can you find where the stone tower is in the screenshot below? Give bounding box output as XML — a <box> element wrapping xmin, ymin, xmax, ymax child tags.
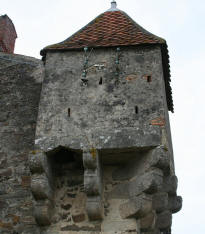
<box><xmin>0</xmin><ymin>2</ymin><xmax>182</xmax><ymax>234</ymax></box>
<box><xmin>0</xmin><ymin>15</ymin><xmax>17</xmax><ymax>53</ymax></box>
<box><xmin>31</xmin><ymin>1</ymin><xmax>182</xmax><ymax>233</ymax></box>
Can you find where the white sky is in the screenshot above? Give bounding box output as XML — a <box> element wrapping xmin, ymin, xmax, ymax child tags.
<box><xmin>2</xmin><ymin>0</ymin><xmax>205</xmax><ymax>233</ymax></box>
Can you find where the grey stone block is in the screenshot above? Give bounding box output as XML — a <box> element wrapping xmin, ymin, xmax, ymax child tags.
<box><xmin>84</xmin><ymin>170</ymin><xmax>101</xmax><ymax>196</ymax></box>
<box><xmin>156</xmin><ymin>210</ymin><xmax>172</xmax><ymax>230</ymax></box>
<box><xmin>119</xmin><ymin>193</ymin><xmax>152</xmax><ymax>219</ymax></box>
<box><xmin>31</xmin><ymin>173</ymin><xmax>53</xmax><ymax>200</ymax></box>
<box><xmin>86</xmin><ymin>196</ymin><xmax>103</xmax><ymax>221</ymax></box>
<box><xmin>140</xmin><ymin>211</ymin><xmax>156</xmax><ymax>231</ymax></box>
<box><xmin>83</xmin><ymin>150</ymin><xmax>99</xmax><ymax>169</ymax></box>
<box><xmin>168</xmin><ymin>195</ymin><xmax>182</xmax><ymax>213</ymax></box>
<box><xmin>112</xmin><ymin>146</ymin><xmax>169</xmax><ymax>182</ymax></box>
<box><xmin>148</xmin><ymin>147</ymin><xmax>170</xmax><ymax>173</ymax></box>
<box><xmin>29</xmin><ymin>152</ymin><xmax>45</xmax><ymax>174</ymax></box>
<box><xmin>129</xmin><ymin>169</ymin><xmax>163</xmax><ymax>196</ymax></box>
<box><xmin>141</xmin><ymin>229</ymin><xmax>160</xmax><ymax>234</ymax></box>
<box><xmin>153</xmin><ymin>192</ymin><xmax>169</xmax><ymax>213</ymax></box>
<box><xmin>34</xmin><ymin>200</ymin><xmax>53</xmax><ymax>226</ymax></box>
<box><xmin>163</xmin><ymin>176</ymin><xmax>178</xmax><ymax>195</ymax></box>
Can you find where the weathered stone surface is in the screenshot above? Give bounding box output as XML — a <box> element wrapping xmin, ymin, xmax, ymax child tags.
<box><xmin>21</xmin><ymin>176</ymin><xmax>31</xmax><ymax>187</ymax></box>
<box><xmin>119</xmin><ymin>193</ymin><xmax>152</xmax><ymax>219</ymax></box>
<box><xmin>34</xmin><ymin>201</ymin><xmax>53</xmax><ymax>226</ymax></box>
<box><xmin>83</xmin><ymin>150</ymin><xmax>103</xmax><ymax>221</ymax></box>
<box><xmin>86</xmin><ymin>196</ymin><xmax>103</xmax><ymax>221</ymax></box>
<box><xmin>83</xmin><ymin>150</ymin><xmax>99</xmax><ymax>169</ymax></box>
<box><xmin>112</xmin><ymin>146</ymin><xmax>170</xmax><ymax>181</ymax></box>
<box><xmin>163</xmin><ymin>176</ymin><xmax>178</xmax><ymax>195</ymax></box>
<box><xmin>35</xmin><ymin>46</ymin><xmax>166</xmax><ymax>152</ymax></box>
<box><xmin>72</xmin><ymin>213</ymin><xmax>86</xmax><ymax>223</ymax></box>
<box><xmin>141</xmin><ymin>229</ymin><xmax>160</xmax><ymax>234</ymax></box>
<box><xmin>156</xmin><ymin>210</ymin><xmax>172</xmax><ymax>230</ymax></box>
<box><xmin>101</xmin><ymin>219</ymin><xmax>137</xmax><ymax>233</ymax></box>
<box><xmin>60</xmin><ymin>224</ymin><xmax>101</xmax><ymax>232</ymax></box>
<box><xmin>153</xmin><ymin>192</ymin><xmax>169</xmax><ymax>213</ymax></box>
<box><xmin>31</xmin><ymin>173</ymin><xmax>53</xmax><ymax>200</ymax></box>
<box><xmin>140</xmin><ymin>211</ymin><xmax>156</xmax><ymax>231</ymax></box>
<box><xmin>110</xmin><ymin>169</ymin><xmax>163</xmax><ymax>201</ymax></box>
<box><xmin>0</xmin><ymin>12</ymin><xmax>182</xmax><ymax>232</ymax></box>
<box><xmin>129</xmin><ymin>169</ymin><xmax>163</xmax><ymax>196</ymax></box>
<box><xmin>84</xmin><ymin>170</ymin><xmax>101</xmax><ymax>196</ymax></box>
<box><xmin>0</xmin><ymin>168</ymin><xmax>12</xmax><ymax>178</ymax></box>
<box><xmin>168</xmin><ymin>195</ymin><xmax>182</xmax><ymax>213</ymax></box>
<box><xmin>29</xmin><ymin>151</ymin><xmax>46</xmax><ymax>174</ymax></box>
<box><xmin>0</xmin><ymin>52</ymin><xmax>43</xmax><ymax>232</ymax></box>
<box><xmin>71</xmin><ymin>192</ymin><xmax>86</xmax><ymax>223</ymax></box>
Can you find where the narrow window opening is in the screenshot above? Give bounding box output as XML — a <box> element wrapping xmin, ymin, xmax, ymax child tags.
<box><xmin>68</xmin><ymin>108</ymin><xmax>71</xmax><ymax>117</ymax></box>
<box><xmin>99</xmin><ymin>77</ymin><xmax>103</xmax><ymax>85</ymax></box>
<box><xmin>147</xmin><ymin>75</ymin><xmax>152</xmax><ymax>82</ymax></box>
<box><xmin>135</xmin><ymin>106</ymin><xmax>138</xmax><ymax>114</ymax></box>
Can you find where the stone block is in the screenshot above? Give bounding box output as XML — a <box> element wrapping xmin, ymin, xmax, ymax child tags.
<box><xmin>71</xmin><ymin>192</ymin><xmax>86</xmax><ymax>223</ymax></box>
<box><xmin>140</xmin><ymin>211</ymin><xmax>156</xmax><ymax>231</ymax></box>
<box><xmin>168</xmin><ymin>195</ymin><xmax>182</xmax><ymax>213</ymax></box>
<box><xmin>34</xmin><ymin>200</ymin><xmax>53</xmax><ymax>226</ymax></box>
<box><xmin>129</xmin><ymin>169</ymin><xmax>163</xmax><ymax>196</ymax></box>
<box><xmin>0</xmin><ymin>168</ymin><xmax>12</xmax><ymax>178</ymax></box>
<box><xmin>21</xmin><ymin>176</ymin><xmax>31</xmax><ymax>187</ymax></box>
<box><xmin>72</xmin><ymin>213</ymin><xmax>86</xmax><ymax>223</ymax></box>
<box><xmin>141</xmin><ymin>229</ymin><xmax>160</xmax><ymax>234</ymax></box>
<box><xmin>108</xmin><ymin>182</ymin><xmax>130</xmax><ymax>199</ymax></box>
<box><xmin>0</xmin><ymin>220</ymin><xmax>13</xmax><ymax>230</ymax></box>
<box><xmin>84</xmin><ymin>170</ymin><xmax>101</xmax><ymax>196</ymax></box>
<box><xmin>86</xmin><ymin>196</ymin><xmax>103</xmax><ymax>221</ymax></box>
<box><xmin>112</xmin><ymin>147</ymin><xmax>169</xmax><ymax>182</ymax></box>
<box><xmin>0</xmin><ymin>153</ymin><xmax>7</xmax><ymax>169</ymax></box>
<box><xmin>153</xmin><ymin>192</ymin><xmax>168</xmax><ymax>213</ymax></box>
<box><xmin>31</xmin><ymin>173</ymin><xmax>53</xmax><ymax>200</ymax></box>
<box><xmin>29</xmin><ymin>151</ymin><xmax>45</xmax><ymax>174</ymax></box>
<box><xmin>83</xmin><ymin>150</ymin><xmax>99</xmax><ymax>169</ymax></box>
<box><xmin>119</xmin><ymin>193</ymin><xmax>152</xmax><ymax>219</ymax></box>
<box><xmin>101</xmin><ymin>219</ymin><xmax>137</xmax><ymax>233</ymax></box>
<box><xmin>163</xmin><ymin>176</ymin><xmax>178</xmax><ymax>195</ymax></box>
<box><xmin>148</xmin><ymin>147</ymin><xmax>170</xmax><ymax>172</ymax></box>
<box><xmin>0</xmin><ymin>200</ymin><xmax>8</xmax><ymax>209</ymax></box>
<box><xmin>156</xmin><ymin>210</ymin><xmax>172</xmax><ymax>230</ymax></box>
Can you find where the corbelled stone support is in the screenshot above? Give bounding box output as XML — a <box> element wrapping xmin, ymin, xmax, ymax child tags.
<box><xmin>129</xmin><ymin>169</ymin><xmax>164</xmax><ymax>196</ymax></box>
<box><xmin>33</xmin><ymin>200</ymin><xmax>53</xmax><ymax>226</ymax></box>
<box><xmin>119</xmin><ymin>193</ymin><xmax>152</xmax><ymax>219</ymax></box>
<box><xmin>29</xmin><ymin>151</ymin><xmax>54</xmax><ymax>227</ymax></box>
<box><xmin>83</xmin><ymin>149</ymin><xmax>103</xmax><ymax>220</ymax></box>
<box><xmin>140</xmin><ymin>211</ymin><xmax>157</xmax><ymax>232</ymax></box>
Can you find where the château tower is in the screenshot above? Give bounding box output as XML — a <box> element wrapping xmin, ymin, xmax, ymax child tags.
<box><xmin>0</xmin><ymin>2</ymin><xmax>182</xmax><ymax>234</ymax></box>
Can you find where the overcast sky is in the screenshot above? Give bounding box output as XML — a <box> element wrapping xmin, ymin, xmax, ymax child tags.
<box><xmin>2</xmin><ymin>0</ymin><xmax>205</xmax><ymax>233</ymax></box>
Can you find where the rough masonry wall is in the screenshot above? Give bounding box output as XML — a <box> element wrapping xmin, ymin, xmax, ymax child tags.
<box><xmin>0</xmin><ymin>52</ymin><xmax>43</xmax><ymax>234</ymax></box>
<box><xmin>36</xmin><ymin>45</ymin><xmax>170</xmax><ymax>157</ymax></box>
<box><xmin>31</xmin><ymin>45</ymin><xmax>182</xmax><ymax>233</ymax></box>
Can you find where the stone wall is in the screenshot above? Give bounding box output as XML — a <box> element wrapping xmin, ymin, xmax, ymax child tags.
<box><xmin>0</xmin><ymin>44</ymin><xmax>182</xmax><ymax>233</ymax></box>
<box><xmin>0</xmin><ymin>52</ymin><xmax>43</xmax><ymax>233</ymax></box>
<box><xmin>31</xmin><ymin>45</ymin><xmax>182</xmax><ymax>233</ymax></box>
<box><xmin>36</xmin><ymin>45</ymin><xmax>172</xmax><ymax>158</ymax></box>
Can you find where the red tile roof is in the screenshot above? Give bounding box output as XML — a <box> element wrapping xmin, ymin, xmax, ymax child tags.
<box><xmin>41</xmin><ymin>11</ymin><xmax>165</xmax><ymax>51</ymax></box>
<box><xmin>41</xmin><ymin>9</ymin><xmax>173</xmax><ymax>112</ymax></box>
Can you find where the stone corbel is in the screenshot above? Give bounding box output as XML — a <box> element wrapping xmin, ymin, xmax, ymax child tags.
<box><xmin>29</xmin><ymin>151</ymin><xmax>54</xmax><ymax>226</ymax></box>
<box><xmin>83</xmin><ymin>149</ymin><xmax>103</xmax><ymax>220</ymax></box>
